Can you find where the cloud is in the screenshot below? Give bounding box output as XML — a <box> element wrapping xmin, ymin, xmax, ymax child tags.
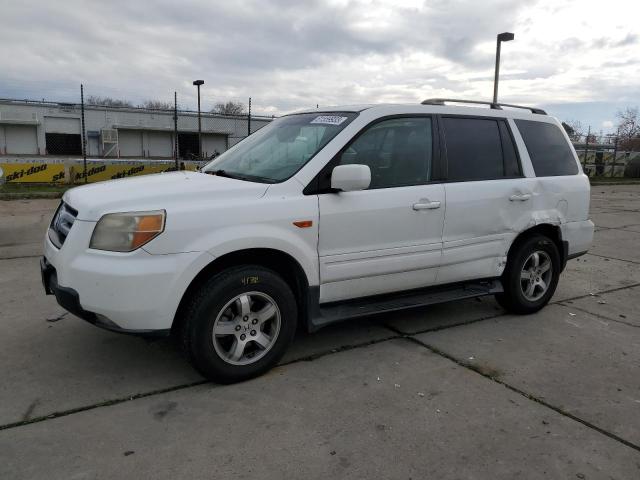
<box><xmin>0</xmin><ymin>0</ymin><xmax>638</xmax><ymax>122</ymax></box>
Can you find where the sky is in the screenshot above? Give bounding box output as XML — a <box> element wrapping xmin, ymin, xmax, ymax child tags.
<box><xmin>0</xmin><ymin>0</ymin><xmax>638</xmax><ymax>133</ymax></box>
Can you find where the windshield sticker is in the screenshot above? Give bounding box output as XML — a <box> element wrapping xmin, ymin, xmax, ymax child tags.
<box><xmin>310</xmin><ymin>115</ymin><xmax>348</xmax><ymax>126</ymax></box>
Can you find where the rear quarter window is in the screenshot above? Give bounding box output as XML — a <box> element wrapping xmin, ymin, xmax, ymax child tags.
<box><xmin>515</xmin><ymin>120</ymin><xmax>579</xmax><ymax>176</ymax></box>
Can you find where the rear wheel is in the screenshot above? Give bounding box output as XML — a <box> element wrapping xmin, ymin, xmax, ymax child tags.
<box><xmin>181</xmin><ymin>266</ymin><xmax>297</xmax><ymax>383</ymax></box>
<box><xmin>496</xmin><ymin>234</ymin><xmax>560</xmax><ymax>314</ymax></box>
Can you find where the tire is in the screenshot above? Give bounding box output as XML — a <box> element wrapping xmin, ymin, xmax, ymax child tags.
<box><xmin>180</xmin><ymin>265</ymin><xmax>297</xmax><ymax>383</ymax></box>
<box><xmin>495</xmin><ymin>234</ymin><xmax>560</xmax><ymax>314</ymax></box>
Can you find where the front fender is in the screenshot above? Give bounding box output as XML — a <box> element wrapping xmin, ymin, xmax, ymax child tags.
<box><xmin>203</xmin><ymin>223</ymin><xmax>320</xmax><ymax>287</ymax></box>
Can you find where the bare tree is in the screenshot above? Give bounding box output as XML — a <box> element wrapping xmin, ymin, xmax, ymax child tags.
<box><xmin>562</xmin><ymin>120</ymin><xmax>583</xmax><ymax>141</ymax></box>
<box><xmin>616</xmin><ymin>107</ymin><xmax>640</xmax><ymax>137</ymax></box>
<box><xmin>616</xmin><ymin>107</ymin><xmax>640</xmax><ymax>150</ymax></box>
<box><xmin>211</xmin><ymin>101</ymin><xmax>246</xmax><ymax>116</ymax></box>
<box><xmin>86</xmin><ymin>95</ymin><xmax>134</xmax><ymax>108</ymax></box>
<box><xmin>139</xmin><ymin>100</ymin><xmax>173</xmax><ymax>110</ymax></box>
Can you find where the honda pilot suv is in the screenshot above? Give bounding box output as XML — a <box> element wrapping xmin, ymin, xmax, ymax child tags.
<box><xmin>41</xmin><ymin>99</ymin><xmax>594</xmax><ymax>383</ymax></box>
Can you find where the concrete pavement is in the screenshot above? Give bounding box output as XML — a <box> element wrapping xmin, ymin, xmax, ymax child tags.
<box><xmin>1</xmin><ymin>185</ymin><xmax>639</xmax><ymax>479</ymax></box>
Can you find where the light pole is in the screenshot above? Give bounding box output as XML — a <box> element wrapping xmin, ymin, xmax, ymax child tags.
<box><xmin>493</xmin><ymin>32</ymin><xmax>514</xmax><ymax>106</ymax></box>
<box><xmin>193</xmin><ymin>79</ymin><xmax>204</xmax><ymax>159</ymax></box>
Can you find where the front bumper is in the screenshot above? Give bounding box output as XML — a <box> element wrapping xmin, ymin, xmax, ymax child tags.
<box><xmin>41</xmin><ymin>256</ymin><xmax>170</xmax><ymax>336</ymax></box>
<box><xmin>42</xmin><ymin>221</ymin><xmax>214</xmax><ymax>333</ymax></box>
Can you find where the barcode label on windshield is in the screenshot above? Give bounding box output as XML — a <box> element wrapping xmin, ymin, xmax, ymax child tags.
<box><xmin>310</xmin><ymin>115</ymin><xmax>348</xmax><ymax>126</ymax></box>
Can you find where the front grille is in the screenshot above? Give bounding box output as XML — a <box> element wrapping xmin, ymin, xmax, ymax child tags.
<box><xmin>48</xmin><ymin>202</ymin><xmax>78</xmax><ymax>248</ymax></box>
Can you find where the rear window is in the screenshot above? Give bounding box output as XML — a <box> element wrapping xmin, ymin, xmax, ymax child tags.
<box><xmin>442</xmin><ymin>117</ymin><xmax>520</xmax><ymax>181</ymax></box>
<box><xmin>515</xmin><ymin>120</ymin><xmax>578</xmax><ymax>176</ymax></box>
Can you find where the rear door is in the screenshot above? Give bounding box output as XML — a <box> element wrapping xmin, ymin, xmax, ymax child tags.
<box><xmin>316</xmin><ymin>116</ymin><xmax>445</xmax><ymax>303</ymax></box>
<box><xmin>438</xmin><ymin>116</ymin><xmax>533</xmax><ymax>284</ymax></box>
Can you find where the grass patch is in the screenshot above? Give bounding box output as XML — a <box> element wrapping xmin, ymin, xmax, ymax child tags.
<box><xmin>589</xmin><ymin>176</ymin><xmax>640</xmax><ymax>185</ymax></box>
<box><xmin>0</xmin><ymin>183</ymin><xmax>72</xmax><ymax>199</ymax></box>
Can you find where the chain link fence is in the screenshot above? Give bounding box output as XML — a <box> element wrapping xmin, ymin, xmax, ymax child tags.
<box><xmin>569</xmin><ymin>132</ymin><xmax>640</xmax><ymax>178</ymax></box>
<box><xmin>0</xmin><ymin>90</ymin><xmax>276</xmax><ymax>183</ymax></box>
<box><xmin>3</xmin><ymin>91</ymin><xmax>640</xmax><ymax>182</ymax></box>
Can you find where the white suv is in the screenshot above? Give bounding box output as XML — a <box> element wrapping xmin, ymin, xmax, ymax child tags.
<box><xmin>41</xmin><ymin>99</ymin><xmax>594</xmax><ymax>383</ymax></box>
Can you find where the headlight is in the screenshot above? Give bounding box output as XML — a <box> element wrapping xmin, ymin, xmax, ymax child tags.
<box><xmin>90</xmin><ymin>210</ymin><xmax>165</xmax><ymax>252</ymax></box>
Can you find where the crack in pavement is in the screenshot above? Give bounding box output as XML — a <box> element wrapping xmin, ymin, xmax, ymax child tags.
<box><xmin>556</xmin><ymin>303</ymin><xmax>640</xmax><ymax>329</ymax></box>
<box><xmin>0</xmin><ymin>333</ymin><xmax>402</xmax><ymax>432</ymax></box>
<box><xmin>584</xmin><ymin>252</ymin><xmax>640</xmax><ymax>265</ymax></box>
<box><xmin>0</xmin><ymin>380</ymin><xmax>208</xmax><ymax>432</ymax></box>
<box><xmin>382</xmin><ymin>311</ymin><xmax>507</xmax><ymax>337</ymax></box>
<box><xmin>593</xmin><ymin>224</ymin><xmax>640</xmax><ymax>233</ymax></box>
<box><xmin>551</xmin><ymin>281</ymin><xmax>640</xmax><ymax>304</ymax></box>
<box><xmin>21</xmin><ymin>399</ymin><xmax>41</xmax><ymax>422</ymax></box>
<box><xmin>46</xmin><ymin>312</ymin><xmax>68</xmax><ymax>323</ymax></box>
<box><xmin>280</xmin><ymin>333</ymin><xmax>401</xmax><ymax>365</ymax></box>
<box><xmin>401</xmin><ymin>335</ymin><xmax>640</xmax><ymax>454</ymax></box>
<box><xmin>2</xmin><ymin>277</ymin><xmax>639</xmax><ymax>436</ymax></box>
<box><xmin>0</xmin><ymin>254</ymin><xmax>43</xmax><ymax>261</ymax></box>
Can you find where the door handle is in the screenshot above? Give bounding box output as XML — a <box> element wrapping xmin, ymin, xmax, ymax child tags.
<box><xmin>509</xmin><ymin>193</ymin><xmax>531</xmax><ymax>202</ymax></box>
<box><xmin>413</xmin><ymin>201</ymin><xmax>441</xmax><ymax>210</ymax></box>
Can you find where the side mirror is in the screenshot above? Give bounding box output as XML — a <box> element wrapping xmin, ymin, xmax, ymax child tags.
<box><xmin>330</xmin><ymin>164</ymin><xmax>371</xmax><ymax>192</ymax></box>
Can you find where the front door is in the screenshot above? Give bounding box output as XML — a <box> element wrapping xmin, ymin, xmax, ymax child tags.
<box><xmin>317</xmin><ymin>116</ymin><xmax>445</xmax><ymax>303</ymax></box>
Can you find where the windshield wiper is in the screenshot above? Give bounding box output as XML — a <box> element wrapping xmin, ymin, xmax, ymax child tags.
<box><xmin>206</xmin><ymin>169</ymin><xmax>276</xmax><ymax>184</ymax></box>
<box><xmin>207</xmin><ymin>169</ymin><xmax>235</xmax><ymax>179</ymax></box>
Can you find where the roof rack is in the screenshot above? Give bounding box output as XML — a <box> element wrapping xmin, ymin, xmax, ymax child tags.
<box><xmin>421</xmin><ymin>98</ymin><xmax>546</xmax><ymax>115</ymax></box>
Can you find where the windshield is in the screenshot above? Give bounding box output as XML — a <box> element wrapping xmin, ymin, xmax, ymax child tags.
<box><xmin>203</xmin><ymin>112</ymin><xmax>357</xmax><ymax>183</ymax></box>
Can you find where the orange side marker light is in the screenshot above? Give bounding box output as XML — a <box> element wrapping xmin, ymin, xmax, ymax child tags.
<box><xmin>293</xmin><ymin>220</ymin><xmax>313</xmax><ymax>228</ymax></box>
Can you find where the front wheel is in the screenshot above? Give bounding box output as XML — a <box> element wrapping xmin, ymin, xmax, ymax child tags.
<box><xmin>496</xmin><ymin>235</ymin><xmax>560</xmax><ymax>314</ymax></box>
<box><xmin>180</xmin><ymin>266</ymin><xmax>297</xmax><ymax>383</ymax></box>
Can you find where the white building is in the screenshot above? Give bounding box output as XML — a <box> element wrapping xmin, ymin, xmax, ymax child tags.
<box><xmin>0</xmin><ymin>98</ymin><xmax>271</xmax><ymax>160</ymax></box>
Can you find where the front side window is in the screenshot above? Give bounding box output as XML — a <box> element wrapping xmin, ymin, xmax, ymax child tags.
<box><xmin>337</xmin><ymin>117</ymin><xmax>433</xmax><ymax>189</ymax></box>
<box><xmin>515</xmin><ymin>119</ymin><xmax>579</xmax><ymax>176</ymax></box>
<box><xmin>443</xmin><ymin>117</ymin><xmax>512</xmax><ymax>181</ymax></box>
<box><xmin>203</xmin><ymin>112</ymin><xmax>357</xmax><ymax>183</ymax></box>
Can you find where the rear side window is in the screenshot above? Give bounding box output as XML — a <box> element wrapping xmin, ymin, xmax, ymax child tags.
<box><xmin>442</xmin><ymin>117</ymin><xmax>520</xmax><ymax>181</ymax></box>
<box><xmin>515</xmin><ymin>120</ymin><xmax>578</xmax><ymax>176</ymax></box>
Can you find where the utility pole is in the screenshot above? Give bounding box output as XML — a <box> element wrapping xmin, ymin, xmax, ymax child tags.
<box><xmin>193</xmin><ymin>80</ymin><xmax>204</xmax><ymax>160</ymax></box>
<box><xmin>173</xmin><ymin>91</ymin><xmax>179</xmax><ymax>170</ymax></box>
<box><xmin>80</xmin><ymin>84</ymin><xmax>87</xmax><ymax>183</ymax></box>
<box><xmin>493</xmin><ymin>32</ymin><xmax>514</xmax><ymax>105</ymax></box>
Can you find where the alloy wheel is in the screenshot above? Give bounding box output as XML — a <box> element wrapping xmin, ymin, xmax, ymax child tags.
<box><xmin>212</xmin><ymin>292</ymin><xmax>281</xmax><ymax>366</ymax></box>
<box><xmin>520</xmin><ymin>250</ymin><xmax>553</xmax><ymax>302</ymax></box>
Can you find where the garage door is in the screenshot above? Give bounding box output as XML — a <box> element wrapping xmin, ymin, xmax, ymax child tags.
<box><xmin>45</xmin><ymin>117</ymin><xmax>82</xmax><ymax>155</ymax></box>
<box><xmin>118</xmin><ymin>130</ymin><xmax>143</xmax><ymax>157</ymax></box>
<box><xmin>147</xmin><ymin>131</ymin><xmax>173</xmax><ymax>158</ymax></box>
<box><xmin>202</xmin><ymin>134</ymin><xmax>227</xmax><ymax>156</ymax></box>
<box><xmin>45</xmin><ymin>117</ymin><xmax>80</xmax><ymax>134</ymax></box>
<box><xmin>5</xmin><ymin>125</ymin><xmax>38</xmax><ymax>154</ymax></box>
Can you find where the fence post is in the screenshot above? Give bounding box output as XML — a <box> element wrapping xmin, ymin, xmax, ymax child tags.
<box><xmin>247</xmin><ymin>97</ymin><xmax>252</xmax><ymax>136</ymax></box>
<box><xmin>80</xmin><ymin>84</ymin><xmax>87</xmax><ymax>184</ymax></box>
<box><xmin>583</xmin><ymin>126</ymin><xmax>590</xmax><ymax>169</ymax></box>
<box><xmin>610</xmin><ymin>133</ymin><xmax>619</xmax><ymax>177</ymax></box>
<box><xmin>174</xmin><ymin>91</ymin><xmax>179</xmax><ymax>170</ymax></box>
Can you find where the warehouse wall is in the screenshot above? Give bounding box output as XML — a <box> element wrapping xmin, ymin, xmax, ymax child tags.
<box><xmin>44</xmin><ymin>117</ymin><xmax>80</xmax><ymax>134</ymax></box>
<box><xmin>0</xmin><ymin>100</ymin><xmax>272</xmax><ymax>159</ymax></box>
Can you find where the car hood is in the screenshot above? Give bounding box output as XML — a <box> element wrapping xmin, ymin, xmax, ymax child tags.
<box><xmin>64</xmin><ymin>171</ymin><xmax>270</xmax><ymax>221</ymax></box>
